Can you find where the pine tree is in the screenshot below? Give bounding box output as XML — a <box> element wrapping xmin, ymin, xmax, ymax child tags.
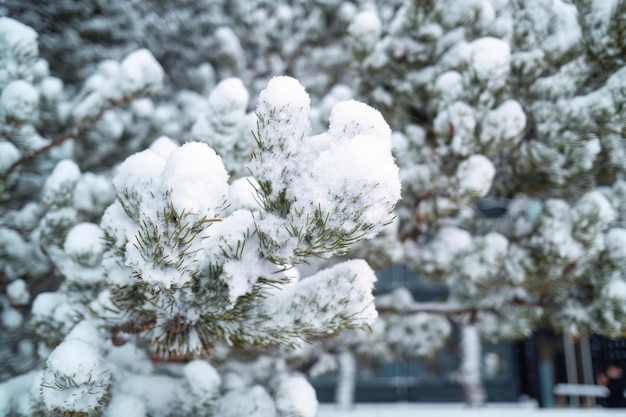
<box><xmin>3</xmin><ymin>0</ymin><xmax>626</xmax><ymax>412</ymax></box>
<box><xmin>0</xmin><ymin>15</ymin><xmax>401</xmax><ymax>416</ymax></box>
<box><xmin>345</xmin><ymin>0</ymin><xmax>626</xmax><ymax>406</ymax></box>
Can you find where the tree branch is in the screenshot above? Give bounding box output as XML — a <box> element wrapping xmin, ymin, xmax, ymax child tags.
<box><xmin>1</xmin><ymin>93</ymin><xmax>143</xmax><ymax>181</ymax></box>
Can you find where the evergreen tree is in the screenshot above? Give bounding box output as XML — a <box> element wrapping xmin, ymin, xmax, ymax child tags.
<box><xmin>0</xmin><ymin>15</ymin><xmax>401</xmax><ymax>416</ymax></box>
<box><xmin>345</xmin><ymin>0</ymin><xmax>626</xmax><ymax>406</ymax></box>
<box><xmin>2</xmin><ymin>0</ymin><xmax>626</xmax><ymax>413</ymax></box>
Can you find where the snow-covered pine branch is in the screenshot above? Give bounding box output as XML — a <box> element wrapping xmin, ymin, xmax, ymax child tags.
<box><xmin>0</xmin><ymin>69</ymin><xmax>400</xmax><ymax>416</ymax></box>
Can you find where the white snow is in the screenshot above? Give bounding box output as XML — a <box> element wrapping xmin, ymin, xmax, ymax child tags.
<box><xmin>0</xmin><ymin>17</ymin><xmax>37</xmax><ymax>56</ymax></box>
<box><xmin>41</xmin><ymin>339</ymin><xmax>110</xmax><ymax>414</ymax></box>
<box><xmin>0</xmin><ymin>142</ymin><xmax>20</xmax><ymax>172</ymax></box>
<box><xmin>328</xmin><ymin>100</ymin><xmax>391</xmax><ymax>143</ymax></box>
<box><xmin>72</xmin><ymin>172</ymin><xmax>115</xmax><ymax>215</ymax></box>
<box><xmin>603</xmin><ymin>276</ymin><xmax>626</xmax><ymax>300</ymax></box>
<box><xmin>255</xmin><ymin>76</ymin><xmax>311</xmax><ymax>168</ymax></box>
<box><xmin>42</xmin><ymin>159</ymin><xmax>81</xmax><ymax>207</ymax></box>
<box><xmin>433</xmin><ymin>101</ymin><xmax>476</xmax><ymax>156</ymax></box>
<box><xmin>65</xmin><ymin>320</ymin><xmax>104</xmax><ymax>347</ymax></box>
<box><xmin>467</xmin><ymin>37</ymin><xmax>511</xmax><ymax>81</ymax></box>
<box><xmin>183</xmin><ymin>360</ymin><xmax>221</xmax><ymax>399</ymax></box>
<box><xmin>348</xmin><ymin>11</ymin><xmax>382</xmax><ymax>52</ymax></box>
<box><xmin>480</xmin><ymin>100</ymin><xmax>526</xmax><ymax>147</ymax></box>
<box><xmin>0</xmin><ymin>80</ymin><xmax>39</xmax><ymax>121</ymax></box>
<box><xmin>6</xmin><ymin>278</ymin><xmax>29</xmax><ymax>305</ymax></box>
<box><xmin>206</xmin><ymin>77</ymin><xmax>249</xmax><ymax>118</ymax></box>
<box><xmin>1</xmin><ymin>306</ymin><xmax>22</xmax><ymax>330</ymax></box>
<box><xmin>0</xmin><ymin>370</ymin><xmax>42</xmax><ymax>417</ymax></box>
<box><xmin>105</xmin><ymin>394</ymin><xmax>146</xmax><ymax>417</ymax></box>
<box><xmin>112</xmin><ymin>148</ymin><xmax>166</xmax><ymax>216</ymax></box>
<box><xmin>418</xmin><ymin>226</ymin><xmax>473</xmax><ymax>273</ymax></box>
<box><xmin>604</xmin><ymin>228</ymin><xmax>626</xmax><ymax>264</ymax></box>
<box><xmin>229</xmin><ymin>177</ymin><xmax>261</xmax><ymax>211</ymax></box>
<box><xmin>318</xmin><ymin>403</ymin><xmax>617</xmax><ymax>417</ymax></box>
<box><xmin>64</xmin><ymin>222</ymin><xmax>104</xmax><ymax>261</ymax></box>
<box><xmin>0</xmin><ymin>17</ymin><xmax>38</xmax><ymax>87</ymax></box>
<box><xmin>214</xmin><ymin>385</ymin><xmax>277</xmax><ymax>417</ymax></box>
<box><xmin>162</xmin><ymin>142</ymin><xmax>229</xmax><ymax>217</ymax></box>
<box><xmin>456</xmin><ymin>155</ymin><xmax>495</xmax><ymax>198</ymax></box>
<box><xmin>148</xmin><ymin>135</ymin><xmax>179</xmax><ymax>158</ymax></box>
<box><xmin>573</xmin><ymin>191</ymin><xmax>616</xmax><ymax>237</ymax></box>
<box><xmin>275</xmin><ymin>374</ymin><xmax>319</xmax><ymax>417</ymax></box>
<box><xmin>434</xmin><ymin>71</ymin><xmax>464</xmax><ymax>104</ymax></box>
<box><xmin>120</xmin><ymin>48</ymin><xmax>164</xmax><ymax>94</ymax></box>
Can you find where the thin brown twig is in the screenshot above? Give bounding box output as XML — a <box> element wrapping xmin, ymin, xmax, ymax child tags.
<box><xmin>1</xmin><ymin>93</ymin><xmax>143</xmax><ymax>180</ymax></box>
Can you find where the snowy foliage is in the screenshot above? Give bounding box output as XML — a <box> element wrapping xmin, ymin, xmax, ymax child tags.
<box><xmin>2</xmin><ymin>0</ymin><xmax>626</xmax><ymax>413</ymax></box>
<box><xmin>0</xmin><ymin>13</ymin><xmax>400</xmax><ymax>415</ymax></box>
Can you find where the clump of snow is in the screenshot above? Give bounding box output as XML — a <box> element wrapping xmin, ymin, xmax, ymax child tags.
<box><xmin>214</xmin><ymin>385</ymin><xmax>277</xmax><ymax>417</ymax></box>
<box><xmin>112</xmin><ymin>142</ymin><xmax>232</xmax><ymax>289</ymax></box>
<box><xmin>31</xmin><ymin>292</ymin><xmax>78</xmax><ymax>336</ymax></box>
<box><xmin>251</xmin><ymin>77</ymin><xmax>400</xmax><ymax>261</ymax></box>
<box><xmin>467</xmin><ymin>37</ymin><xmax>510</xmax><ymax>81</ymax></box>
<box><xmin>0</xmin><ymin>370</ymin><xmax>42</xmax><ymax>417</ymax></box>
<box><xmin>57</xmin><ymin>222</ymin><xmax>106</xmax><ymax>284</ymax></box>
<box><xmin>120</xmin><ymin>48</ymin><xmax>164</xmax><ymax>95</ymax></box>
<box><xmin>6</xmin><ymin>278</ymin><xmax>29</xmax><ymax>305</ymax></box>
<box><xmin>190</xmin><ymin>77</ymin><xmax>249</xmax><ymax>160</ymax></box>
<box><xmin>433</xmin><ymin>101</ymin><xmax>476</xmax><ymax>156</ymax></box>
<box><xmin>387</xmin><ymin>312</ymin><xmax>452</xmax><ymax>358</ymax></box>
<box><xmin>42</xmin><ymin>160</ymin><xmax>81</xmax><ymax>208</ymax></box>
<box><xmin>0</xmin><ymin>227</ymin><xmax>29</xmax><ymax>265</ymax></box>
<box><xmin>572</xmin><ymin>191</ymin><xmax>616</xmax><ymax>248</ymax></box>
<box><xmin>105</xmin><ymin>394</ymin><xmax>146</xmax><ymax>417</ymax></box>
<box><xmin>203</xmin><ymin>210</ymin><xmax>265</xmax><ymax>304</ymax></box>
<box><xmin>0</xmin><ymin>80</ymin><xmax>39</xmax><ymax>121</ymax></box>
<box><xmin>73</xmin><ymin>49</ymin><xmax>163</xmax><ymax>123</ymax></box>
<box><xmin>417</xmin><ymin>226</ymin><xmax>472</xmax><ymax>273</ymax></box>
<box><xmin>0</xmin><ymin>17</ymin><xmax>37</xmax><ymax>58</ymax></box>
<box><xmin>112</xmin><ymin>148</ymin><xmax>166</xmax><ymax>218</ymax></box>
<box><xmin>148</xmin><ymin>136</ymin><xmax>179</xmax><ymax>158</ymax></box>
<box><xmin>162</xmin><ymin>142</ymin><xmax>229</xmax><ymax>217</ymax></box>
<box><xmin>1</xmin><ymin>306</ymin><xmax>22</xmax><ymax>330</ymax></box>
<box><xmin>456</xmin><ymin>155</ymin><xmax>495</xmax><ymax>198</ymax></box>
<box><xmin>440</xmin><ymin>0</ymin><xmax>495</xmax><ymax>29</ymax></box>
<box><xmin>275</xmin><ymin>374</ymin><xmax>318</xmax><ymax>417</ymax></box>
<box><xmin>65</xmin><ymin>320</ymin><xmax>104</xmax><ymax>347</ymax></box>
<box><xmin>41</xmin><ymin>339</ymin><xmax>111</xmax><ymax>415</ymax></box>
<box><xmin>183</xmin><ymin>360</ymin><xmax>221</xmax><ymax>399</ymax></box>
<box><xmin>251</xmin><ymin>260</ymin><xmax>378</xmax><ymax>346</ymax></box>
<box><xmin>0</xmin><ymin>17</ymin><xmax>38</xmax><ymax>88</ymax></box>
<box><xmin>0</xmin><ymin>142</ymin><xmax>20</xmax><ymax>173</ymax></box>
<box><xmin>229</xmin><ymin>177</ymin><xmax>260</xmax><ymax>211</ymax></box>
<box><xmin>602</xmin><ymin>276</ymin><xmax>626</xmax><ymax>300</ymax></box>
<box><xmin>39</xmin><ymin>76</ymin><xmax>63</xmax><ymax>100</ymax></box>
<box><xmin>530</xmin><ymin>199</ymin><xmax>583</xmax><ymax>262</ymax></box>
<box><xmin>257</xmin><ymin>75</ymin><xmax>311</xmax><ymax>143</ymax></box>
<box><xmin>327</xmin><ymin>99</ymin><xmax>391</xmax><ymax>143</ymax></box>
<box><xmin>294</xmin><ymin>99</ymin><xmax>399</xmax><ymax>243</ymax></box>
<box><xmin>480</xmin><ymin>100</ymin><xmax>526</xmax><ymax>148</ymax></box>
<box><xmin>605</xmin><ymin>228</ymin><xmax>626</xmax><ymax>265</ymax></box>
<box><xmin>64</xmin><ymin>223</ymin><xmax>104</xmax><ymax>265</ymax></box>
<box><xmin>73</xmin><ymin>172</ymin><xmax>116</xmax><ymax>215</ymax></box>
<box><xmin>207</xmin><ymin>77</ymin><xmax>249</xmax><ymax>119</ymax></box>
<box><xmin>213</xmin><ymin>27</ymin><xmax>246</xmax><ymax>74</ymax></box>
<box><xmin>348</xmin><ymin>11</ymin><xmax>382</xmax><ymax>53</ymax></box>
<box><xmin>434</xmin><ymin>71</ymin><xmax>464</xmax><ymax>104</ymax></box>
